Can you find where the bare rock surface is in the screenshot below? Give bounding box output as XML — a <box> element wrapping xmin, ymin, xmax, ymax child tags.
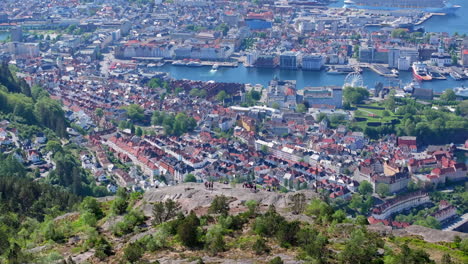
<box><xmin>141</xmin><ymin>183</ymin><xmax>317</xmax><ymax>217</ymax></box>
<box><xmin>393</xmin><ymin>225</ymin><xmax>468</xmax><ymax>243</ymax></box>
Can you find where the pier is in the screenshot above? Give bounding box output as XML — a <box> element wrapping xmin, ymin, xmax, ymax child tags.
<box><xmin>368</xmin><ymin>64</ymin><xmax>398</xmax><ymax>78</ymax></box>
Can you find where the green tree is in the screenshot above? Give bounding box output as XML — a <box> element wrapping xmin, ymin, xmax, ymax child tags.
<box><xmin>111</xmin><ymin>196</ymin><xmax>128</xmax><ymax>215</ymax></box>
<box><xmin>290</xmin><ymin>193</ymin><xmax>306</xmax><ymax>215</ymax></box>
<box><xmin>376</xmin><ymin>183</ymin><xmax>390</xmax><ymax>198</ymax></box>
<box><xmin>343</xmin><ymin>87</ymin><xmax>369</xmax><ymax>105</ymax></box>
<box><xmin>135</xmin><ymin>127</ymin><xmax>143</xmax><ymax>137</ymax></box>
<box><xmin>246</xmin><ymin>200</ymin><xmax>259</xmax><ymax>217</ymax></box>
<box><xmin>45</xmin><ymin>140</ymin><xmax>62</xmax><ymax>153</ymax></box>
<box><xmin>391</xmin><ymin>28</ymin><xmax>408</xmax><ymax>38</ymax></box>
<box><xmin>296</xmin><ymin>103</ymin><xmax>307</xmax><ymax>113</ymax></box>
<box><xmin>152</xmin><ymin>199</ymin><xmax>181</xmax><ymax>225</ymax></box>
<box><xmin>460</xmin><ymin>238</ymin><xmax>468</xmax><ymax>254</ymax></box>
<box><xmin>209</xmin><ymin>195</ymin><xmax>230</xmax><ymax>216</ymax></box>
<box><xmin>80</xmin><ymin>197</ymin><xmax>104</xmax><ymax>219</ymax></box>
<box><xmin>252</xmin><ymin>237</ymin><xmax>269</xmax><ymax>255</ymax></box>
<box><xmin>95</xmin><ymin>108</ymin><xmax>104</xmax><ymax>118</ymax></box>
<box><xmin>272</xmin><ymin>102</ymin><xmax>280</xmax><ymax>109</ymax></box>
<box><xmin>358</xmin><ymin>181</ymin><xmax>373</xmax><ymax>196</ymax></box>
<box><xmin>184</xmin><ymin>174</ymin><xmax>197</xmax><ymax>183</ymax></box>
<box><xmin>456</xmin><ymin>100</ymin><xmax>468</xmax><ymax>116</ymax></box>
<box><xmin>339</xmin><ymin>228</ymin><xmax>382</xmax><ymax>264</ymax></box>
<box><xmin>269</xmin><ymin>257</ymin><xmax>283</xmax><ymax>264</ymax></box>
<box><xmin>297</xmin><ymin>227</ymin><xmax>328</xmax><ymax>261</ymax></box>
<box><xmin>124</xmin><ymin>104</ymin><xmax>145</xmax><ymax>123</ymax></box>
<box><xmin>177</xmin><ymin>212</ymin><xmax>200</xmax><ymax>248</ymax></box>
<box><xmin>216</xmin><ymin>90</ymin><xmax>228</xmax><ymax>102</ymax></box>
<box><xmin>441</xmin><ymin>253</ymin><xmax>452</xmax><ymax>264</ymax></box>
<box><xmin>440</xmin><ymin>89</ymin><xmax>456</xmax><ymax>102</ymax></box>
<box><xmin>123</xmin><ymin>242</ymin><xmax>144</xmax><ymax>263</ymax></box>
<box><xmin>205</xmin><ymin>224</ymin><xmax>226</xmax><ymax>255</ymax></box>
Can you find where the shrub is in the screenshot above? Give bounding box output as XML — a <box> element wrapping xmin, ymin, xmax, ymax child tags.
<box><xmin>205</xmin><ymin>224</ymin><xmax>226</xmax><ymax>255</ymax></box>
<box><xmin>253</xmin><ymin>238</ymin><xmax>269</xmax><ymax>255</ymax></box>
<box><xmin>269</xmin><ymin>257</ymin><xmax>284</xmax><ymax>264</ymax></box>
<box><xmin>113</xmin><ymin>210</ymin><xmax>145</xmax><ymax>236</ymax></box>
<box><xmin>276</xmin><ymin>221</ymin><xmax>300</xmax><ymax>247</ymax></box>
<box><xmin>94</xmin><ymin>237</ymin><xmax>112</xmax><ymax>260</ymax></box>
<box><xmin>209</xmin><ymin>195</ymin><xmax>230</xmax><ymax>216</ymax></box>
<box><xmin>177</xmin><ymin>212</ymin><xmax>201</xmax><ymax>248</ymax></box>
<box><xmin>123</xmin><ymin>242</ymin><xmax>144</xmax><ymax>263</ymax></box>
<box><xmin>110</xmin><ymin>197</ymin><xmax>128</xmax><ymax>215</ymax></box>
<box><xmin>253</xmin><ymin>206</ymin><xmax>286</xmax><ymax>237</ymax></box>
<box><xmin>152</xmin><ymin>199</ymin><xmax>181</xmax><ymax>225</ymax></box>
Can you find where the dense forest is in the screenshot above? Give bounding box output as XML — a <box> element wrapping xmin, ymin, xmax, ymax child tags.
<box><xmin>0</xmin><ymin>65</ymin><xmax>111</xmax><ymax>261</ymax></box>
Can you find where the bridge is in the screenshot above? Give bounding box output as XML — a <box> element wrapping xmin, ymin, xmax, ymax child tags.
<box><xmin>443</xmin><ymin>213</ymin><xmax>468</xmax><ymax>231</ymax></box>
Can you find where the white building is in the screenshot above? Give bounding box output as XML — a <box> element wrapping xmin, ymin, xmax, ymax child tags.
<box><xmin>371</xmin><ymin>191</ymin><xmax>430</xmax><ymax>220</ymax></box>
<box><xmin>302</xmin><ymin>54</ymin><xmax>324</xmax><ymax>70</ymax></box>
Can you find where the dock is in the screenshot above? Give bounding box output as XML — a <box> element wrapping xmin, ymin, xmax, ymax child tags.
<box><xmin>428</xmin><ymin>66</ymin><xmax>447</xmax><ymax>80</ymax></box>
<box><xmin>369</xmin><ymin>64</ymin><xmax>398</xmax><ymax>77</ymax></box>
<box><xmin>415</xmin><ymin>13</ymin><xmax>445</xmax><ymax>26</ymax></box>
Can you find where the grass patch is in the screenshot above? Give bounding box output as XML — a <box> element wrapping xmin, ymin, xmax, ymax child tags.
<box><xmin>391</xmin><ymin>236</ymin><xmax>468</xmax><ymax>263</ymax></box>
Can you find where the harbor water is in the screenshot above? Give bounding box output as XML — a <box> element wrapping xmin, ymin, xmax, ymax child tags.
<box><xmin>154</xmin><ymin>0</ymin><xmax>468</xmax><ymax>91</ymax></box>
<box><xmin>157</xmin><ymin>64</ymin><xmax>466</xmax><ymax>92</ymax></box>
<box><xmin>0</xmin><ymin>31</ymin><xmax>9</xmax><ymax>41</ymax></box>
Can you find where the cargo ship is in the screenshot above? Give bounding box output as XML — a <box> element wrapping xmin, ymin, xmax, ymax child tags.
<box><xmin>344</xmin><ymin>0</ymin><xmax>460</xmax><ymax>14</ymax></box>
<box><xmin>412</xmin><ymin>62</ymin><xmax>433</xmax><ymax>81</ymax></box>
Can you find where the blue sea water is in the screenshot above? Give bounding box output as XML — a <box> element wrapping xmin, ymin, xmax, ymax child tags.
<box><xmin>155</xmin><ymin>0</ymin><xmax>468</xmax><ymax>91</ymax></box>
<box><xmin>0</xmin><ymin>31</ymin><xmax>9</xmax><ymax>41</ymax></box>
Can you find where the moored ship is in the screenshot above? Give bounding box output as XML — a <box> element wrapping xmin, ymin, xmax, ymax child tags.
<box><xmin>412</xmin><ymin>62</ymin><xmax>432</xmax><ymax>81</ymax></box>
<box><xmin>344</xmin><ymin>0</ymin><xmax>460</xmax><ymax>14</ymax></box>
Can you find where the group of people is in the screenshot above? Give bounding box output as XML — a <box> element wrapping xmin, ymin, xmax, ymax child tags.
<box><xmin>242</xmin><ymin>182</ymin><xmax>257</xmax><ymax>192</ymax></box>
<box><xmin>204</xmin><ymin>181</ymin><xmax>215</xmax><ymax>190</ymax></box>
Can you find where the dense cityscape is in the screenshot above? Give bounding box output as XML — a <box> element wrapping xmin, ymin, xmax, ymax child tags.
<box><xmin>0</xmin><ymin>0</ymin><xmax>467</xmax><ymax>263</ymax></box>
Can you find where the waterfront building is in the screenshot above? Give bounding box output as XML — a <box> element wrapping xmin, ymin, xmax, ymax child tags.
<box><xmin>115</xmin><ymin>40</ymin><xmax>174</xmax><ymax>59</ymax></box>
<box><xmin>300</xmin><ymin>86</ymin><xmax>343</xmax><ymax>108</ymax></box>
<box><xmin>399</xmin><ymin>47</ymin><xmax>419</xmax><ymax>64</ymax></box>
<box><xmin>374</xmin><ymin>48</ymin><xmax>389</xmax><ymax>64</ymax></box>
<box><xmin>10</xmin><ymin>26</ymin><xmax>22</xmax><ymax>42</ymax></box>
<box><xmin>461</xmin><ymin>39</ymin><xmax>468</xmax><ymax>67</ymax></box>
<box><xmin>255</xmin><ymin>54</ymin><xmax>279</xmax><ymax>68</ymax></box>
<box><xmin>246</xmin><ymin>50</ymin><xmax>259</xmax><ymax>67</ymax></box>
<box><xmin>344</xmin><ymin>0</ymin><xmax>459</xmax><ymax>13</ymax></box>
<box><xmin>266</xmin><ymin>78</ymin><xmax>297</xmax><ymax>109</ymax></box>
<box><xmin>430</xmin><ymin>44</ymin><xmax>451</xmax><ymax>67</ymax></box>
<box><xmin>302</xmin><ymin>54</ymin><xmax>324</xmax><ymax>70</ymax></box>
<box><xmin>280</xmin><ymin>51</ymin><xmax>300</xmax><ymax>69</ymax></box>
<box><xmin>388</xmin><ymin>48</ymin><xmax>399</xmax><ymax>68</ymax></box>
<box><xmin>371</xmin><ymin>191</ymin><xmax>430</xmax><ymax>220</ymax></box>
<box><xmin>397</xmin><ymin>56</ymin><xmax>411</xmax><ymax>70</ymax></box>
<box><xmin>359</xmin><ymin>46</ymin><xmax>374</xmax><ymax>63</ymax></box>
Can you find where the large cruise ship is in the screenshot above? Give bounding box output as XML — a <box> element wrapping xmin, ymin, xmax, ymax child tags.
<box><xmin>344</xmin><ymin>0</ymin><xmax>460</xmax><ymax>13</ymax></box>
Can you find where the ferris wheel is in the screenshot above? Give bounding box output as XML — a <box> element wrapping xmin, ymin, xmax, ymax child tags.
<box><xmin>344</xmin><ymin>72</ymin><xmax>364</xmax><ymax>88</ymax></box>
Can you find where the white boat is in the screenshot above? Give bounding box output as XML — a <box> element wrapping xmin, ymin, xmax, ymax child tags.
<box><xmin>454</xmin><ymin>87</ymin><xmax>468</xmax><ymax>98</ymax></box>
<box><xmin>172</xmin><ymin>60</ymin><xmax>186</xmax><ymax>66</ymax></box>
<box><xmin>403</xmin><ymin>80</ymin><xmax>420</xmax><ymax>93</ymax></box>
<box><xmin>212</xmin><ymin>64</ymin><xmax>219</xmax><ymax>70</ymax></box>
<box><xmin>186</xmin><ymin>61</ymin><xmax>203</xmax><ymax>67</ymax></box>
